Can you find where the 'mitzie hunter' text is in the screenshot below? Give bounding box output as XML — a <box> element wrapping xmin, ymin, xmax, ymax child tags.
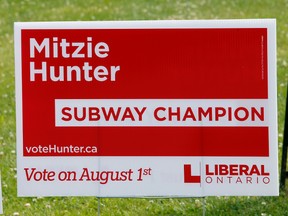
<box><xmin>29</xmin><ymin>37</ymin><xmax>121</xmax><ymax>82</ymax></box>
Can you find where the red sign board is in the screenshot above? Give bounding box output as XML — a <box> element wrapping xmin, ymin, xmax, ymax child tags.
<box><xmin>15</xmin><ymin>20</ymin><xmax>278</xmax><ymax>197</ymax></box>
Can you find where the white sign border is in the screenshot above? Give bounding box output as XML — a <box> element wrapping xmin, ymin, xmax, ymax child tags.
<box><xmin>15</xmin><ymin>19</ymin><xmax>278</xmax><ymax>197</ymax></box>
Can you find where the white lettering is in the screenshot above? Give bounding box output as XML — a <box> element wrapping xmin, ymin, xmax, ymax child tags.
<box><xmin>30</xmin><ymin>38</ymin><xmax>50</xmax><ymax>58</ymax></box>
<box><xmin>29</xmin><ymin>62</ymin><xmax>120</xmax><ymax>82</ymax></box>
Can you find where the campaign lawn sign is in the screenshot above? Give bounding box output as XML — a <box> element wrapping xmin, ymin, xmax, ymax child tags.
<box><xmin>14</xmin><ymin>19</ymin><xmax>278</xmax><ymax>197</ymax></box>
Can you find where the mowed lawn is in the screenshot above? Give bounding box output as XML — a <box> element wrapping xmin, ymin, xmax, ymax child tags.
<box><xmin>0</xmin><ymin>0</ymin><xmax>288</xmax><ymax>215</ymax></box>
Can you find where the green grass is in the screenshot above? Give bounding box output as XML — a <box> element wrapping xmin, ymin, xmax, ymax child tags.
<box><xmin>0</xmin><ymin>0</ymin><xmax>288</xmax><ymax>215</ymax></box>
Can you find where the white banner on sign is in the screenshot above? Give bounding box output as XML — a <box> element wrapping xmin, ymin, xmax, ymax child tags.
<box><xmin>55</xmin><ymin>99</ymin><xmax>268</xmax><ymax>127</ymax></box>
<box><xmin>17</xmin><ymin>157</ymin><xmax>278</xmax><ymax>197</ymax></box>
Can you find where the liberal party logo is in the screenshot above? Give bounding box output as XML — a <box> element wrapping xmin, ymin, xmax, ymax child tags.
<box><xmin>184</xmin><ymin>163</ymin><xmax>270</xmax><ymax>185</ymax></box>
<box><xmin>183</xmin><ymin>164</ymin><xmax>201</xmax><ymax>183</ymax></box>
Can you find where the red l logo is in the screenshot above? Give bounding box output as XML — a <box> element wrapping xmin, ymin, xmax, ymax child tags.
<box><xmin>184</xmin><ymin>164</ymin><xmax>201</xmax><ymax>183</ymax></box>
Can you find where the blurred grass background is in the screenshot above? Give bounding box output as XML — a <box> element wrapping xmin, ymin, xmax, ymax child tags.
<box><xmin>0</xmin><ymin>0</ymin><xmax>287</xmax><ymax>215</ymax></box>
